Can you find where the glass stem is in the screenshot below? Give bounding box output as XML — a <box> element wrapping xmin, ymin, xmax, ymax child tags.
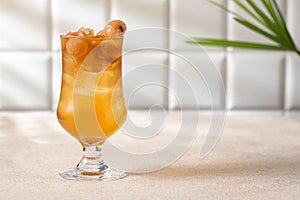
<box><xmin>76</xmin><ymin>145</ymin><xmax>108</xmax><ymax>174</ymax></box>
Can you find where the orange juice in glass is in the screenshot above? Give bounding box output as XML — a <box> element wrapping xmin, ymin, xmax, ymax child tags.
<box><xmin>57</xmin><ymin>20</ymin><xmax>127</xmax><ymax>180</ymax></box>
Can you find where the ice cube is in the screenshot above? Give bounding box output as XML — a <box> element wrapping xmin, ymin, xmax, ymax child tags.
<box><xmin>78</xmin><ymin>27</ymin><xmax>94</xmax><ymax>37</ymax></box>
<box><xmin>96</xmin><ymin>30</ymin><xmax>105</xmax><ymax>36</ymax></box>
<box><xmin>66</xmin><ymin>38</ymin><xmax>88</xmax><ymax>57</ymax></box>
<box><xmin>75</xmin><ymin>70</ymin><xmax>101</xmax><ymax>89</ymax></box>
<box><xmin>62</xmin><ymin>54</ymin><xmax>81</xmax><ymax>76</ymax></box>
<box><xmin>94</xmin><ymin>39</ymin><xmax>122</xmax><ymax>63</ymax></box>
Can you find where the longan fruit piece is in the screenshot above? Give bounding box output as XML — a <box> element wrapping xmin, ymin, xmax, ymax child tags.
<box><xmin>104</xmin><ymin>20</ymin><xmax>127</xmax><ymax>36</ymax></box>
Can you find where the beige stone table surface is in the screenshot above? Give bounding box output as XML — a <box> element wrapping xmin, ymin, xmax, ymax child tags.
<box><xmin>0</xmin><ymin>112</ymin><xmax>299</xmax><ymax>199</ymax></box>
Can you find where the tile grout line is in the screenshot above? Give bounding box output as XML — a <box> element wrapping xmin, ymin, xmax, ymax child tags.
<box><xmin>283</xmin><ymin>0</ymin><xmax>289</xmax><ymax>116</ymax></box>
<box><xmin>225</xmin><ymin>0</ymin><xmax>231</xmax><ymax>111</ymax></box>
<box><xmin>166</xmin><ymin>0</ymin><xmax>171</xmax><ymax>111</ymax></box>
<box><xmin>107</xmin><ymin>0</ymin><xmax>112</xmax><ymax>22</ymax></box>
<box><xmin>282</xmin><ymin>52</ymin><xmax>287</xmax><ymax>115</ymax></box>
<box><xmin>49</xmin><ymin>0</ymin><xmax>54</xmax><ymax>111</ymax></box>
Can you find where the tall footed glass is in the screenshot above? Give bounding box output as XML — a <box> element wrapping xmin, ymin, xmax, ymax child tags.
<box><xmin>57</xmin><ymin>35</ymin><xmax>127</xmax><ymax>180</ymax></box>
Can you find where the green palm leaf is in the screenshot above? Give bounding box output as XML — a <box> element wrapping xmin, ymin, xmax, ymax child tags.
<box><xmin>232</xmin><ymin>0</ymin><xmax>263</xmax><ymax>23</ymax></box>
<box><xmin>270</xmin><ymin>0</ymin><xmax>297</xmax><ymax>48</ymax></box>
<box><xmin>233</xmin><ymin>18</ymin><xmax>281</xmax><ymax>44</ymax></box>
<box><xmin>188</xmin><ymin>39</ymin><xmax>287</xmax><ymax>50</ymax></box>
<box><xmin>188</xmin><ymin>0</ymin><xmax>300</xmax><ymax>56</ymax></box>
<box><xmin>245</xmin><ymin>0</ymin><xmax>290</xmax><ymax>43</ymax></box>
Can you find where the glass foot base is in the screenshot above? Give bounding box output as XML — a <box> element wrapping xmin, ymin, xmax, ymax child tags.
<box><xmin>59</xmin><ymin>167</ymin><xmax>126</xmax><ymax>181</ymax></box>
<box><xmin>59</xmin><ymin>145</ymin><xmax>126</xmax><ymax>181</ymax></box>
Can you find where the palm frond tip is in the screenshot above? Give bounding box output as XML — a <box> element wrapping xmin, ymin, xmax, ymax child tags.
<box><xmin>188</xmin><ymin>0</ymin><xmax>300</xmax><ymax>56</ymax></box>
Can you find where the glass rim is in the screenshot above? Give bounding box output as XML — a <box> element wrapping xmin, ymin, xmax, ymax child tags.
<box><xmin>60</xmin><ymin>34</ymin><xmax>124</xmax><ymax>39</ymax></box>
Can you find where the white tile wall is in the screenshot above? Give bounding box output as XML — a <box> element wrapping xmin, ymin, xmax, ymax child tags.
<box><xmin>0</xmin><ymin>52</ymin><xmax>51</xmax><ymax>110</ymax></box>
<box><xmin>112</xmin><ymin>0</ymin><xmax>169</xmax><ymax>51</ymax></box>
<box><xmin>0</xmin><ymin>0</ymin><xmax>299</xmax><ymax>112</ymax></box>
<box><xmin>170</xmin><ymin>0</ymin><xmax>227</xmax><ymax>50</ymax></box>
<box><xmin>228</xmin><ymin>0</ymin><xmax>286</xmax><ymax>44</ymax></box>
<box><xmin>286</xmin><ymin>53</ymin><xmax>300</xmax><ymax>110</ymax></box>
<box><xmin>52</xmin><ymin>0</ymin><xmax>109</xmax><ymax>51</ymax></box>
<box><xmin>288</xmin><ymin>0</ymin><xmax>300</xmax><ymax>48</ymax></box>
<box><xmin>227</xmin><ymin>51</ymin><xmax>285</xmax><ymax>110</ymax></box>
<box><xmin>111</xmin><ymin>0</ymin><xmax>168</xmax><ymax>29</ymax></box>
<box><xmin>169</xmin><ymin>51</ymin><xmax>226</xmax><ymax>109</ymax></box>
<box><xmin>0</xmin><ymin>0</ymin><xmax>50</xmax><ymax>50</ymax></box>
<box><xmin>122</xmin><ymin>51</ymin><xmax>168</xmax><ymax>109</ymax></box>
